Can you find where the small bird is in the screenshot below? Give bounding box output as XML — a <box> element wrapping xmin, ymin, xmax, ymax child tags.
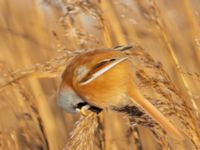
<box><xmin>58</xmin><ymin>46</ymin><xmax>183</xmax><ymax>141</ymax></box>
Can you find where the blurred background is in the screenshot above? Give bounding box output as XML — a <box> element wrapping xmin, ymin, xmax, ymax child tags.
<box><xmin>0</xmin><ymin>0</ymin><xmax>200</xmax><ymax>149</ymax></box>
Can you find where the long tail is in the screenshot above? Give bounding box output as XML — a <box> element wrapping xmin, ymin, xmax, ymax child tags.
<box><xmin>128</xmin><ymin>87</ymin><xmax>183</xmax><ymax>141</ymax></box>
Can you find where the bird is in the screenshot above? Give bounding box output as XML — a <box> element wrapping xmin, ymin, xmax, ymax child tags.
<box><xmin>57</xmin><ymin>45</ymin><xmax>183</xmax><ymax>141</ymax></box>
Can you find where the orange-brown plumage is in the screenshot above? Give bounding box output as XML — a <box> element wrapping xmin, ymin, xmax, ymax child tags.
<box><xmin>58</xmin><ymin>48</ymin><xmax>183</xmax><ymax>141</ymax></box>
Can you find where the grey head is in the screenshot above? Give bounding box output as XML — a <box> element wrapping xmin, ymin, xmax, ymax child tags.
<box><xmin>57</xmin><ymin>87</ymin><xmax>85</xmax><ymax>113</ymax></box>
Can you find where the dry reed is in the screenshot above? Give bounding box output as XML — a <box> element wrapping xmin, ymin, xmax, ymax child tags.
<box><xmin>64</xmin><ymin>112</ymin><xmax>98</xmax><ymax>150</ymax></box>
<box><xmin>0</xmin><ymin>0</ymin><xmax>200</xmax><ymax>150</ymax></box>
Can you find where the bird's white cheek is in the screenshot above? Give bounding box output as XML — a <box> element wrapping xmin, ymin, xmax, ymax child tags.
<box><xmin>58</xmin><ymin>88</ymin><xmax>85</xmax><ymax>113</ymax></box>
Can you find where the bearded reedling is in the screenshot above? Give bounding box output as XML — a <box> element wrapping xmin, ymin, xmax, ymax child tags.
<box><xmin>58</xmin><ymin>45</ymin><xmax>183</xmax><ymax>142</ymax></box>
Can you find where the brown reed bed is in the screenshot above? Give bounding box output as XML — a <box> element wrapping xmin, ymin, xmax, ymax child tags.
<box><xmin>0</xmin><ymin>0</ymin><xmax>200</xmax><ymax>150</ymax></box>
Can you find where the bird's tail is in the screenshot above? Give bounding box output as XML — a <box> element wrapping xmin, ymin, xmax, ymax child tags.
<box><xmin>129</xmin><ymin>87</ymin><xmax>183</xmax><ymax>141</ymax></box>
